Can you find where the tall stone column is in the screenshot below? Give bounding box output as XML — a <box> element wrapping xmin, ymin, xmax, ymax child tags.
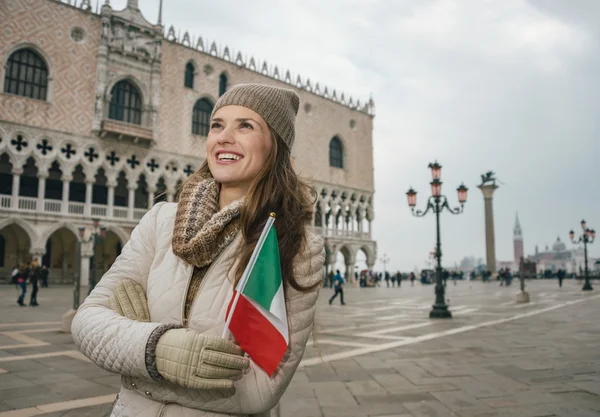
<box><xmin>478</xmin><ymin>183</ymin><xmax>499</xmax><ymax>274</ymax></box>
<box><xmin>84</xmin><ymin>180</ymin><xmax>94</xmax><ymax>216</ymax></box>
<box><xmin>11</xmin><ymin>168</ymin><xmax>22</xmax><ymax>209</ymax></box>
<box><xmin>37</xmin><ymin>173</ymin><xmax>47</xmax><ymax>211</ymax></box>
<box><xmin>127</xmin><ymin>186</ymin><xmax>135</xmax><ymax>219</ymax></box>
<box><xmin>107</xmin><ymin>180</ymin><xmax>116</xmax><ymax>217</ymax></box>
<box><xmin>61</xmin><ymin>176</ymin><xmax>71</xmax><ymax>213</ymax></box>
<box><xmin>147</xmin><ymin>185</ymin><xmax>156</xmax><ymax>209</ymax></box>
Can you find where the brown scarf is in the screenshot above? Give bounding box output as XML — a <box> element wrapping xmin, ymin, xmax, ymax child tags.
<box><xmin>172</xmin><ymin>171</ymin><xmax>242</xmax><ymax>267</ymax></box>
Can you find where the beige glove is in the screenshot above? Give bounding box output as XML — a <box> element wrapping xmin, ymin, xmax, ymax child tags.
<box><xmin>156</xmin><ymin>328</ymin><xmax>250</xmax><ymax>390</ymax></box>
<box><xmin>109</xmin><ymin>279</ymin><xmax>150</xmax><ymax>322</ymax></box>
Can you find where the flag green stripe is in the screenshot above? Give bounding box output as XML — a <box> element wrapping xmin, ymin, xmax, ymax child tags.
<box><xmin>242</xmin><ymin>227</ymin><xmax>282</xmax><ymax>312</ymax></box>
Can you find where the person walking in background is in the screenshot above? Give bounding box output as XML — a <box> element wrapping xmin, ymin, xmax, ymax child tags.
<box><xmin>16</xmin><ymin>263</ymin><xmax>28</xmax><ymax>307</ymax></box>
<box><xmin>396</xmin><ymin>271</ymin><xmax>402</xmax><ymax>287</ymax></box>
<box><xmin>557</xmin><ymin>269</ymin><xmax>565</xmax><ymax>288</ymax></box>
<box><xmin>410</xmin><ymin>272</ymin><xmax>415</xmax><ymax>286</ymax></box>
<box><xmin>11</xmin><ymin>265</ymin><xmax>19</xmax><ymax>288</ymax></box>
<box><xmin>28</xmin><ymin>259</ymin><xmax>41</xmax><ymax>307</ymax></box>
<box><xmin>40</xmin><ymin>265</ymin><xmax>49</xmax><ymax>288</ymax></box>
<box><xmin>329</xmin><ymin>269</ymin><xmax>346</xmax><ymax>305</ymax></box>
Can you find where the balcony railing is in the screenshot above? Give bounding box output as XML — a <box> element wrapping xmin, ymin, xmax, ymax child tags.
<box><xmin>91</xmin><ymin>204</ymin><xmax>108</xmax><ymax>217</ymax></box>
<box><xmin>68</xmin><ymin>202</ymin><xmax>85</xmax><ymax>215</ymax></box>
<box><xmin>0</xmin><ymin>195</ymin><xmax>149</xmax><ymax>223</ymax></box>
<box><xmin>18</xmin><ymin>197</ymin><xmax>37</xmax><ymax>211</ymax></box>
<box><xmin>1</xmin><ymin>195</ymin><xmax>11</xmax><ymax>208</ymax></box>
<box><xmin>134</xmin><ymin>208</ymin><xmax>147</xmax><ymax>220</ymax></box>
<box><xmin>112</xmin><ymin>207</ymin><xmax>128</xmax><ymax>219</ymax></box>
<box><xmin>312</xmin><ymin>226</ymin><xmax>371</xmax><ymax>240</ymax></box>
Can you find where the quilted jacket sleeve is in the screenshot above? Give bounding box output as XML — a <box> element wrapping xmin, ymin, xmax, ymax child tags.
<box><xmin>71</xmin><ymin>203</ymin><xmax>167</xmax><ymax>381</ymax></box>
<box><xmin>171</xmin><ymin>232</ymin><xmax>325</xmax><ymax>415</ymax></box>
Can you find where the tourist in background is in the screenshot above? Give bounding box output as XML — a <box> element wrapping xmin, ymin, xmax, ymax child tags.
<box><xmin>40</xmin><ymin>265</ymin><xmax>49</xmax><ymax>288</ymax></box>
<box><xmin>28</xmin><ymin>259</ymin><xmax>41</xmax><ymax>307</ymax></box>
<box><xmin>329</xmin><ymin>269</ymin><xmax>346</xmax><ymax>305</ymax></box>
<box><xmin>16</xmin><ymin>263</ymin><xmax>28</xmax><ymax>307</ymax></box>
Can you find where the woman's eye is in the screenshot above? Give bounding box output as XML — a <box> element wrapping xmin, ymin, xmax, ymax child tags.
<box><xmin>210</xmin><ymin>122</ymin><xmax>222</xmax><ymax>129</ymax></box>
<box><xmin>240</xmin><ymin>122</ymin><xmax>253</xmax><ymax>129</ymax></box>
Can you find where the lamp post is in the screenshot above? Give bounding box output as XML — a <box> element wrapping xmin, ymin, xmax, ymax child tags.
<box><xmin>569</xmin><ymin>220</ymin><xmax>595</xmax><ymax>291</ymax></box>
<box><xmin>380</xmin><ymin>253</ymin><xmax>390</xmax><ymax>282</ymax></box>
<box><xmin>74</xmin><ymin>218</ymin><xmax>107</xmax><ymax>309</ymax></box>
<box><xmin>406</xmin><ymin>161</ymin><xmax>468</xmax><ymax>318</ymax></box>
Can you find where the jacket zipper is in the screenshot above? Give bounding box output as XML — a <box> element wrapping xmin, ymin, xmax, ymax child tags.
<box><xmin>157</xmin><ymin>404</ymin><xmax>167</xmax><ymax>417</ymax></box>
<box><xmin>180</xmin><ymin>246</ymin><xmax>231</xmax><ymax>327</ymax></box>
<box><xmin>180</xmin><ymin>265</ymin><xmax>194</xmax><ymax>327</ymax></box>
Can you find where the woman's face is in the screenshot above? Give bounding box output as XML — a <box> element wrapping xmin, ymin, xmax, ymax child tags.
<box><xmin>207</xmin><ymin>105</ymin><xmax>273</xmax><ymax>192</ymax></box>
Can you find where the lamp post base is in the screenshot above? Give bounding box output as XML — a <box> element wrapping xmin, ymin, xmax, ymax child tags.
<box><xmin>516</xmin><ymin>291</ymin><xmax>530</xmax><ymax>304</ymax></box>
<box><xmin>430</xmin><ymin>304</ymin><xmax>452</xmax><ymax>319</ymax></box>
<box><xmin>582</xmin><ymin>281</ymin><xmax>594</xmax><ymax>291</ymax></box>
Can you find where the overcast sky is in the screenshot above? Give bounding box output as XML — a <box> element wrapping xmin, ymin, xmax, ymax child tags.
<box><xmin>120</xmin><ymin>0</ymin><xmax>600</xmax><ymax>272</ymax></box>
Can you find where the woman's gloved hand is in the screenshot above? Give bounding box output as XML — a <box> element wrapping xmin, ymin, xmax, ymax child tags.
<box><xmin>109</xmin><ymin>279</ymin><xmax>150</xmax><ymax>322</ymax></box>
<box><xmin>156</xmin><ymin>328</ymin><xmax>250</xmax><ymax>390</ymax></box>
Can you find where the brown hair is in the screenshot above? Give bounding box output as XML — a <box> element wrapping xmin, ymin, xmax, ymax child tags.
<box><xmin>195</xmin><ymin>129</ymin><xmax>318</xmax><ymax>293</ymax></box>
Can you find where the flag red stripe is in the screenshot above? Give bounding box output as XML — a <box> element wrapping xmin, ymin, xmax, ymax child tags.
<box><xmin>227</xmin><ymin>291</ymin><xmax>287</xmax><ymax>376</ymax></box>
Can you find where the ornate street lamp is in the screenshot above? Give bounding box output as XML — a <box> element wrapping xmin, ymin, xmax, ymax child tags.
<box><xmin>569</xmin><ymin>219</ymin><xmax>595</xmax><ymax>291</ymax></box>
<box><xmin>406</xmin><ymin>162</ymin><xmax>468</xmax><ymax>318</ymax></box>
<box><xmin>73</xmin><ymin>219</ymin><xmax>107</xmax><ymax>309</ymax></box>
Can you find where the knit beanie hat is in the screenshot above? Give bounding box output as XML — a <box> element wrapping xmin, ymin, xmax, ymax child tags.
<box><xmin>210</xmin><ymin>83</ymin><xmax>300</xmax><ymax>150</ymax></box>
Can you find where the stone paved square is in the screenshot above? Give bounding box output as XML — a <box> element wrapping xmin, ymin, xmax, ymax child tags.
<box><xmin>0</xmin><ymin>280</ymin><xmax>599</xmax><ymax>416</ymax></box>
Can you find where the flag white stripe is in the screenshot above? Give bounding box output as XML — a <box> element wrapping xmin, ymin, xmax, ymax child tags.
<box><xmin>246</xmin><ymin>294</ymin><xmax>289</xmax><ymax>344</ymax></box>
<box><xmin>269</xmin><ymin>283</ymin><xmax>289</xmax><ymax>343</ymax></box>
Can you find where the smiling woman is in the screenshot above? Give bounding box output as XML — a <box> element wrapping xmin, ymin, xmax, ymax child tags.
<box><xmin>72</xmin><ymin>83</ymin><xmax>326</xmax><ymax>417</ymax></box>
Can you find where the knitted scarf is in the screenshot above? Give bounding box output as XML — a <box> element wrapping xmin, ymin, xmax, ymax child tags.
<box><xmin>172</xmin><ymin>170</ymin><xmax>243</xmax><ymax>267</ymax></box>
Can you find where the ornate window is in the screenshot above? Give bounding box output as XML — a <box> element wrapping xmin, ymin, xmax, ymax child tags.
<box><xmin>185</xmin><ymin>62</ymin><xmax>195</xmax><ymax>88</ymax></box>
<box><xmin>192</xmin><ymin>98</ymin><xmax>213</xmax><ymax>136</ymax></box>
<box><xmin>219</xmin><ymin>73</ymin><xmax>228</xmax><ymax>97</ymax></box>
<box><xmin>3</xmin><ymin>48</ymin><xmax>48</xmax><ymax>100</ymax></box>
<box><xmin>329</xmin><ymin>136</ymin><xmax>344</xmax><ymax>168</ymax></box>
<box><xmin>109</xmin><ymin>80</ymin><xmax>142</xmax><ymax>125</ymax></box>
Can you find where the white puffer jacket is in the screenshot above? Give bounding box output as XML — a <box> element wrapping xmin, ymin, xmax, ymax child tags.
<box><xmin>71</xmin><ymin>202</ymin><xmax>324</xmax><ymax>417</ymax></box>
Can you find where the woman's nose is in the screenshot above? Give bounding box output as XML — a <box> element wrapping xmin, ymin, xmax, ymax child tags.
<box><xmin>216</xmin><ymin>128</ymin><xmax>235</xmax><ymax>144</ymax></box>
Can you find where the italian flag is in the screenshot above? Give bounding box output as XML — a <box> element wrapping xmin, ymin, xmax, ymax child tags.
<box><xmin>224</xmin><ymin>215</ymin><xmax>288</xmax><ymax>377</ymax></box>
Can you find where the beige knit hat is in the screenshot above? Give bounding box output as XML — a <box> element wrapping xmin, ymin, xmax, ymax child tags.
<box><xmin>210</xmin><ymin>83</ymin><xmax>300</xmax><ymax>150</ymax></box>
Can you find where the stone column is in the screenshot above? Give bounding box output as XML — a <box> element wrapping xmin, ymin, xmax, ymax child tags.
<box><xmin>37</xmin><ymin>173</ymin><xmax>47</xmax><ymax>212</ymax></box>
<box><xmin>61</xmin><ymin>176</ymin><xmax>71</xmax><ymax>214</ymax></box>
<box><xmin>166</xmin><ymin>185</ymin><xmax>175</xmax><ymax>203</ymax></box>
<box><xmin>320</xmin><ymin>203</ymin><xmax>326</xmax><ymax>235</ymax></box>
<box><xmin>84</xmin><ymin>180</ymin><xmax>94</xmax><ymax>216</ymax></box>
<box><xmin>127</xmin><ymin>186</ymin><xmax>135</xmax><ymax>219</ymax></box>
<box><xmin>147</xmin><ymin>185</ymin><xmax>156</xmax><ymax>209</ymax></box>
<box><xmin>30</xmin><ymin>247</ymin><xmax>46</xmax><ymax>264</ymax></box>
<box><xmin>11</xmin><ymin>168</ymin><xmax>22</xmax><ymax>209</ymax></box>
<box><xmin>478</xmin><ymin>184</ymin><xmax>499</xmax><ymax>274</ymax></box>
<box><xmin>107</xmin><ymin>181</ymin><xmax>116</xmax><ymax>217</ymax></box>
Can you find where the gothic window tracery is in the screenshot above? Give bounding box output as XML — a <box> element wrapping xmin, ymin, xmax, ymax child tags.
<box><xmin>109</xmin><ymin>80</ymin><xmax>142</xmax><ymax>125</ymax></box>
<box><xmin>192</xmin><ymin>98</ymin><xmax>213</xmax><ymax>136</ymax></box>
<box><xmin>329</xmin><ymin>136</ymin><xmax>344</xmax><ymax>168</ymax></box>
<box><xmin>4</xmin><ymin>48</ymin><xmax>48</xmax><ymax>101</ymax></box>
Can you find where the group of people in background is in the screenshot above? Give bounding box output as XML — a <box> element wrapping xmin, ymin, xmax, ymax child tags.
<box><xmin>11</xmin><ymin>260</ymin><xmax>49</xmax><ymax>307</ymax></box>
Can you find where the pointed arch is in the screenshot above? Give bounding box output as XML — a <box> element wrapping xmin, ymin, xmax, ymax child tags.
<box><xmin>192</xmin><ymin>98</ymin><xmax>214</xmax><ymax>136</ymax></box>
<box><xmin>219</xmin><ymin>72</ymin><xmax>228</xmax><ymax>97</ymax></box>
<box><xmin>0</xmin><ymin>217</ymin><xmax>38</xmax><ymax>247</ymax></box>
<box><xmin>329</xmin><ymin>136</ymin><xmax>344</xmax><ymax>168</ymax></box>
<box><xmin>184</xmin><ymin>61</ymin><xmax>195</xmax><ymax>88</ymax></box>
<box><xmin>109</xmin><ymin>79</ymin><xmax>142</xmax><ymax>125</ymax></box>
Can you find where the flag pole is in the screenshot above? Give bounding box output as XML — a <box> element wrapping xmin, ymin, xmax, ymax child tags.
<box><xmin>222</xmin><ymin>213</ymin><xmax>276</xmax><ymax>339</ymax></box>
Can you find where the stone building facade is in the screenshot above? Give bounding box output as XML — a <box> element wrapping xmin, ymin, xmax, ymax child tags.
<box><xmin>0</xmin><ymin>0</ymin><xmax>376</xmax><ymax>284</ymax></box>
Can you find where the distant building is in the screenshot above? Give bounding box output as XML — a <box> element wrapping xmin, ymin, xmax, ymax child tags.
<box><xmin>0</xmin><ymin>0</ymin><xmax>377</xmax><ymax>282</ymax></box>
